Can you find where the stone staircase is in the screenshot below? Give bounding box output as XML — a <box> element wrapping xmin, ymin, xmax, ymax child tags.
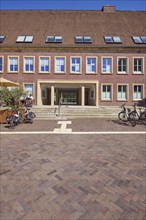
<box><xmin>31</xmin><ymin>105</ymin><xmax>120</xmax><ymax>120</ymax></box>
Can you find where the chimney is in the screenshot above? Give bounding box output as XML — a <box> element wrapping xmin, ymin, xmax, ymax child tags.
<box><xmin>102</xmin><ymin>5</ymin><xmax>116</xmax><ymax>13</ymax></box>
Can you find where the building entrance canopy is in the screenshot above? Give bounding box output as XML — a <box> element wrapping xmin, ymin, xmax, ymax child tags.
<box><xmin>37</xmin><ymin>80</ymin><xmax>99</xmax><ymax>107</ymax></box>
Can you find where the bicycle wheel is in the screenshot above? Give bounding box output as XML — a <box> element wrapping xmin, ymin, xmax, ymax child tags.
<box><xmin>9</xmin><ymin>117</ymin><xmax>15</xmax><ymax>129</ymax></box>
<box><xmin>29</xmin><ymin>112</ymin><xmax>36</xmax><ymax>119</ymax></box>
<box><xmin>118</xmin><ymin>112</ymin><xmax>127</xmax><ymax>122</ymax></box>
<box><xmin>129</xmin><ymin>113</ymin><xmax>136</xmax><ymax>127</ymax></box>
<box><xmin>141</xmin><ymin>112</ymin><xmax>146</xmax><ymax>125</ymax></box>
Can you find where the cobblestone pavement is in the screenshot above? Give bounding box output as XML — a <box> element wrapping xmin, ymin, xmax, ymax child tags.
<box><xmin>0</xmin><ymin>119</ymin><xmax>146</xmax><ymax>220</ymax></box>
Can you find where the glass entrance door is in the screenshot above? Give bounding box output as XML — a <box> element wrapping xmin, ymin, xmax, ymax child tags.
<box><xmin>61</xmin><ymin>90</ymin><xmax>78</xmax><ymax>105</ymax></box>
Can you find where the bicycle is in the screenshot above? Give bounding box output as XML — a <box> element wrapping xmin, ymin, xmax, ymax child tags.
<box><xmin>118</xmin><ymin>104</ymin><xmax>136</xmax><ymax>127</ymax></box>
<box><xmin>130</xmin><ymin>103</ymin><xmax>146</xmax><ymax>125</ymax></box>
<box><xmin>6</xmin><ymin>110</ymin><xmax>23</xmax><ymax>128</ymax></box>
<box><xmin>23</xmin><ymin>107</ymin><xmax>36</xmax><ymax>124</ymax></box>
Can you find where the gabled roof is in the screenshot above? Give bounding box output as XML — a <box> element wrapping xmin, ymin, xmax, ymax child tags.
<box><xmin>0</xmin><ymin>7</ymin><xmax>146</xmax><ymax>48</ymax></box>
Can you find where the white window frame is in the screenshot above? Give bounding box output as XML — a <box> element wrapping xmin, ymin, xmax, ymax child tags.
<box><xmin>101</xmin><ymin>84</ymin><xmax>113</xmax><ymax>101</ymax></box>
<box><xmin>39</xmin><ymin>56</ymin><xmax>50</xmax><ymax>73</ymax></box>
<box><xmin>8</xmin><ymin>56</ymin><xmax>19</xmax><ymax>73</ymax></box>
<box><xmin>86</xmin><ymin>57</ymin><xmax>97</xmax><ymax>74</ymax></box>
<box><xmin>133</xmin><ymin>84</ymin><xmax>144</xmax><ymax>101</ymax></box>
<box><xmin>54</xmin><ymin>56</ymin><xmax>66</xmax><ymax>73</ymax></box>
<box><xmin>0</xmin><ymin>56</ymin><xmax>4</xmax><ymax>73</ymax></box>
<box><xmin>117</xmin><ymin>57</ymin><xmax>128</xmax><ymax>74</ymax></box>
<box><xmin>102</xmin><ymin>57</ymin><xmax>113</xmax><ymax>74</ymax></box>
<box><xmin>23</xmin><ymin>56</ymin><xmax>35</xmax><ymax>73</ymax></box>
<box><xmin>133</xmin><ymin>57</ymin><xmax>144</xmax><ymax>74</ymax></box>
<box><xmin>70</xmin><ymin>57</ymin><xmax>82</xmax><ymax>74</ymax></box>
<box><xmin>117</xmin><ymin>84</ymin><xmax>129</xmax><ymax>101</ymax></box>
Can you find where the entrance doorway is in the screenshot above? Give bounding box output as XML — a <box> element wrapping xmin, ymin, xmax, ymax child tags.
<box><xmin>59</xmin><ymin>89</ymin><xmax>79</xmax><ymax>105</ymax></box>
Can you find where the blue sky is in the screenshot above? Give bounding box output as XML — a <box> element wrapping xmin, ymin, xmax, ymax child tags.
<box><xmin>0</xmin><ymin>0</ymin><xmax>145</xmax><ymax>11</ymax></box>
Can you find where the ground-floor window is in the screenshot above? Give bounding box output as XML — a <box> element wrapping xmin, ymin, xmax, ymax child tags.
<box><xmin>117</xmin><ymin>85</ymin><xmax>128</xmax><ymax>100</ymax></box>
<box><xmin>24</xmin><ymin>83</ymin><xmax>34</xmax><ymax>96</ymax></box>
<box><xmin>101</xmin><ymin>84</ymin><xmax>112</xmax><ymax>100</ymax></box>
<box><xmin>133</xmin><ymin>85</ymin><xmax>143</xmax><ymax>100</ymax></box>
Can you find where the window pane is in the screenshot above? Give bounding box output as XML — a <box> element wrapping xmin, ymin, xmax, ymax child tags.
<box><xmin>25</xmin><ymin>36</ymin><xmax>33</xmax><ymax>42</ymax></box>
<box><xmin>25</xmin><ymin>57</ymin><xmax>34</xmax><ymax>72</ymax></box>
<box><xmin>9</xmin><ymin>57</ymin><xmax>18</xmax><ymax>72</ymax></box>
<box><xmin>118</xmin><ymin>58</ymin><xmax>127</xmax><ymax>72</ymax></box>
<box><xmin>40</xmin><ymin>57</ymin><xmax>49</xmax><ymax>72</ymax></box>
<box><xmin>134</xmin><ymin>85</ymin><xmax>142</xmax><ymax>100</ymax></box>
<box><xmin>87</xmin><ymin>58</ymin><xmax>96</xmax><ymax>73</ymax></box>
<box><xmin>16</xmin><ymin>36</ymin><xmax>25</xmax><ymax>42</ymax></box>
<box><xmin>102</xmin><ymin>58</ymin><xmax>112</xmax><ymax>73</ymax></box>
<box><xmin>55</xmin><ymin>57</ymin><xmax>65</xmax><ymax>72</ymax></box>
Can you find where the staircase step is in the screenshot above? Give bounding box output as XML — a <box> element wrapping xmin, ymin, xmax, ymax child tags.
<box><xmin>30</xmin><ymin>106</ymin><xmax>120</xmax><ymax>119</ymax></box>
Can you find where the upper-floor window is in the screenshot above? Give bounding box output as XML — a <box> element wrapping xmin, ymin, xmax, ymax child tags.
<box><xmin>132</xmin><ymin>36</ymin><xmax>146</xmax><ymax>44</ymax></box>
<box><xmin>117</xmin><ymin>85</ymin><xmax>128</xmax><ymax>100</ymax></box>
<box><xmin>104</xmin><ymin>36</ymin><xmax>122</xmax><ymax>44</ymax></box>
<box><xmin>70</xmin><ymin>57</ymin><xmax>81</xmax><ymax>73</ymax></box>
<box><xmin>101</xmin><ymin>84</ymin><xmax>112</xmax><ymax>100</ymax></box>
<box><xmin>0</xmin><ymin>36</ymin><xmax>5</xmax><ymax>43</ymax></box>
<box><xmin>86</xmin><ymin>57</ymin><xmax>97</xmax><ymax>74</ymax></box>
<box><xmin>55</xmin><ymin>57</ymin><xmax>65</xmax><ymax>73</ymax></box>
<box><xmin>46</xmin><ymin>36</ymin><xmax>62</xmax><ymax>43</ymax></box>
<box><xmin>16</xmin><ymin>36</ymin><xmax>33</xmax><ymax>43</ymax></box>
<box><xmin>133</xmin><ymin>58</ymin><xmax>143</xmax><ymax>73</ymax></box>
<box><xmin>39</xmin><ymin>57</ymin><xmax>50</xmax><ymax>73</ymax></box>
<box><xmin>0</xmin><ymin>57</ymin><xmax>4</xmax><ymax>72</ymax></box>
<box><xmin>8</xmin><ymin>57</ymin><xmax>19</xmax><ymax>72</ymax></box>
<box><xmin>75</xmin><ymin>36</ymin><xmax>92</xmax><ymax>43</ymax></box>
<box><xmin>24</xmin><ymin>57</ymin><xmax>34</xmax><ymax>73</ymax></box>
<box><xmin>118</xmin><ymin>58</ymin><xmax>127</xmax><ymax>73</ymax></box>
<box><xmin>133</xmin><ymin>85</ymin><xmax>143</xmax><ymax>100</ymax></box>
<box><xmin>102</xmin><ymin>57</ymin><xmax>112</xmax><ymax>73</ymax></box>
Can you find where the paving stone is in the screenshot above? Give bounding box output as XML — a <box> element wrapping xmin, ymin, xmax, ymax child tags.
<box><xmin>0</xmin><ymin>118</ymin><xmax>145</xmax><ymax>220</ymax></box>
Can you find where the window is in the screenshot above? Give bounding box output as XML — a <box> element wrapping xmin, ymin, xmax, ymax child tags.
<box><xmin>75</xmin><ymin>36</ymin><xmax>92</xmax><ymax>43</ymax></box>
<box><xmin>24</xmin><ymin>57</ymin><xmax>34</xmax><ymax>73</ymax></box>
<box><xmin>117</xmin><ymin>85</ymin><xmax>128</xmax><ymax>100</ymax></box>
<box><xmin>86</xmin><ymin>57</ymin><xmax>96</xmax><ymax>73</ymax></box>
<box><xmin>46</xmin><ymin>36</ymin><xmax>62</xmax><ymax>43</ymax></box>
<box><xmin>104</xmin><ymin>36</ymin><xmax>122</xmax><ymax>44</ymax></box>
<box><xmin>55</xmin><ymin>57</ymin><xmax>65</xmax><ymax>73</ymax></box>
<box><xmin>0</xmin><ymin>57</ymin><xmax>4</xmax><ymax>72</ymax></box>
<box><xmin>24</xmin><ymin>84</ymin><xmax>34</xmax><ymax>96</ymax></box>
<box><xmin>71</xmin><ymin>57</ymin><xmax>81</xmax><ymax>73</ymax></box>
<box><xmin>133</xmin><ymin>85</ymin><xmax>143</xmax><ymax>100</ymax></box>
<box><xmin>39</xmin><ymin>57</ymin><xmax>50</xmax><ymax>73</ymax></box>
<box><xmin>101</xmin><ymin>85</ymin><xmax>112</xmax><ymax>100</ymax></box>
<box><xmin>8</xmin><ymin>57</ymin><xmax>19</xmax><ymax>72</ymax></box>
<box><xmin>0</xmin><ymin>36</ymin><xmax>5</xmax><ymax>43</ymax></box>
<box><xmin>118</xmin><ymin>58</ymin><xmax>127</xmax><ymax>73</ymax></box>
<box><xmin>16</xmin><ymin>35</ymin><xmax>33</xmax><ymax>43</ymax></box>
<box><xmin>133</xmin><ymin>58</ymin><xmax>143</xmax><ymax>73</ymax></box>
<box><xmin>102</xmin><ymin>58</ymin><xmax>112</xmax><ymax>73</ymax></box>
<box><xmin>132</xmin><ymin>36</ymin><xmax>146</xmax><ymax>44</ymax></box>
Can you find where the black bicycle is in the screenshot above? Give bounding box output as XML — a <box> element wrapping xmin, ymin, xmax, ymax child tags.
<box><xmin>6</xmin><ymin>111</ymin><xmax>23</xmax><ymax>128</ymax></box>
<box><xmin>118</xmin><ymin>104</ymin><xmax>136</xmax><ymax>127</ymax></box>
<box><xmin>130</xmin><ymin>103</ymin><xmax>146</xmax><ymax>125</ymax></box>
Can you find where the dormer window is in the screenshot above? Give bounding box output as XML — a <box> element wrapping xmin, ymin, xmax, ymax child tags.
<box><xmin>0</xmin><ymin>35</ymin><xmax>5</xmax><ymax>43</ymax></box>
<box><xmin>75</xmin><ymin>36</ymin><xmax>92</xmax><ymax>43</ymax></box>
<box><xmin>132</xmin><ymin>36</ymin><xmax>146</xmax><ymax>44</ymax></box>
<box><xmin>46</xmin><ymin>36</ymin><xmax>62</xmax><ymax>43</ymax></box>
<box><xmin>16</xmin><ymin>35</ymin><xmax>33</xmax><ymax>43</ymax></box>
<box><xmin>104</xmin><ymin>36</ymin><xmax>122</xmax><ymax>44</ymax></box>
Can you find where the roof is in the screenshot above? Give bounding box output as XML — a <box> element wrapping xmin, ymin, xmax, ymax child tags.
<box><xmin>0</xmin><ymin>8</ymin><xmax>146</xmax><ymax>48</ymax></box>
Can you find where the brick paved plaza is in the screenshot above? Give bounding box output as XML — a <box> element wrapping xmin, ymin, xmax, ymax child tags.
<box><xmin>0</xmin><ymin>119</ymin><xmax>146</xmax><ymax>220</ymax></box>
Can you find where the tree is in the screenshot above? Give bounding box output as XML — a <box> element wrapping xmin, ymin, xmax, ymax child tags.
<box><xmin>0</xmin><ymin>87</ymin><xmax>25</xmax><ymax>111</ymax></box>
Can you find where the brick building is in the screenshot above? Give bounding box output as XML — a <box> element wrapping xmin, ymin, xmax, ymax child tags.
<box><xmin>0</xmin><ymin>6</ymin><xmax>146</xmax><ymax>107</ymax></box>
